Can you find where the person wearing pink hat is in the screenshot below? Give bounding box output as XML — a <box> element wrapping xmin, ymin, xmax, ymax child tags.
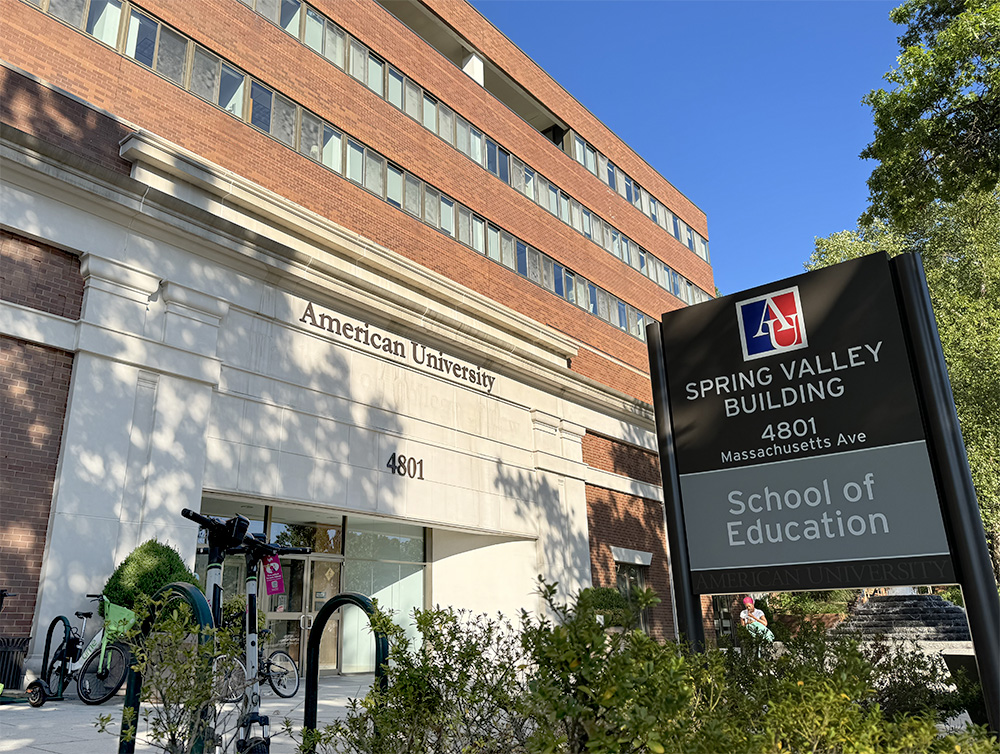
<box><xmin>740</xmin><ymin>595</ymin><xmax>774</xmax><ymax>642</ymax></box>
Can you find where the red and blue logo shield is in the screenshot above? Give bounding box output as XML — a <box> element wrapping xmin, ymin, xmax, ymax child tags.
<box><xmin>736</xmin><ymin>286</ymin><xmax>807</xmax><ymax>361</ymax></box>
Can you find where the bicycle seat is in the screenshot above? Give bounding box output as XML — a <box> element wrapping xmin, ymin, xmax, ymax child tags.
<box><xmin>75</xmin><ymin>611</ymin><xmax>93</xmax><ymax>619</ymax></box>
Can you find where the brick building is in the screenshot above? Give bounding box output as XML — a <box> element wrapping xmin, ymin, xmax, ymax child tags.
<box><xmin>1</xmin><ymin>0</ymin><xmax>713</xmax><ymax>674</ymax></box>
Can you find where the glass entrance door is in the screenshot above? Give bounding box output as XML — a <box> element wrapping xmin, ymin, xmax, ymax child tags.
<box><xmin>263</xmin><ymin>556</ymin><xmax>342</xmax><ymax>676</ymax></box>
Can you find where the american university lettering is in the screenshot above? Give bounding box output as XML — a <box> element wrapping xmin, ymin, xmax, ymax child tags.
<box><xmin>299</xmin><ymin>301</ymin><xmax>497</xmax><ymax>393</ymax></box>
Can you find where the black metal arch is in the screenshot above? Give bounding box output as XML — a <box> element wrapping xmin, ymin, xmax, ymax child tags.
<box><xmin>302</xmin><ymin>591</ymin><xmax>388</xmax><ymax>737</ymax></box>
<box><xmin>118</xmin><ymin>582</ymin><xmax>215</xmax><ymax>754</ymax></box>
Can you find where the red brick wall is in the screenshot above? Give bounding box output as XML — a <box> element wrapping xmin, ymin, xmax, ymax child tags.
<box><xmin>586</xmin><ymin>485</ymin><xmax>674</xmax><ymax>643</ymax></box>
<box><xmin>0</xmin><ymin>337</ymin><xmax>75</xmax><ymax>638</ymax></box>
<box><xmin>1</xmin><ymin>230</ymin><xmax>85</xmax><ymax>319</ymax></box>
<box><xmin>0</xmin><ymin>1</ymin><xmax>706</xmax><ymax>402</ymax></box>
<box><xmin>0</xmin><ymin>233</ymin><xmax>82</xmax><ymax>640</ymax></box>
<box><xmin>582</xmin><ymin>432</ymin><xmax>661</xmax><ymax>486</ymax></box>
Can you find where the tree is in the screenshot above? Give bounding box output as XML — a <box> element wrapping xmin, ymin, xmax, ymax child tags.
<box><xmin>809</xmin><ymin>191</ymin><xmax>1000</xmax><ymax>582</ymax></box>
<box><xmin>861</xmin><ymin>0</ymin><xmax>999</xmax><ymax>231</ymax></box>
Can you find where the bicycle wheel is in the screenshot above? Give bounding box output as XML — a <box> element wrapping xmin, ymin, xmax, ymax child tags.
<box><xmin>44</xmin><ymin>644</ymin><xmax>67</xmax><ymax>695</ymax></box>
<box><xmin>214</xmin><ymin>656</ymin><xmax>247</xmax><ymax>703</ymax></box>
<box><xmin>78</xmin><ymin>643</ymin><xmax>129</xmax><ymax>704</ymax></box>
<box><xmin>265</xmin><ymin>650</ymin><xmax>299</xmax><ymax>698</ymax></box>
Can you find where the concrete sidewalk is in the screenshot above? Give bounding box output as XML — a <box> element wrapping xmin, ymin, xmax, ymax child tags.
<box><xmin>0</xmin><ymin>674</ymin><xmax>374</xmax><ymax>753</ymax></box>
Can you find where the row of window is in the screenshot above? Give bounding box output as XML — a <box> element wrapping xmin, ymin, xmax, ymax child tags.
<box><xmin>26</xmin><ymin>0</ymin><xmax>692</xmax><ymax>339</ymax></box>
<box><xmin>570</xmin><ymin>136</ymin><xmax>710</xmax><ymax>263</ymax></box>
<box><xmin>226</xmin><ymin>0</ymin><xmax>713</xmax><ymax>299</ymax></box>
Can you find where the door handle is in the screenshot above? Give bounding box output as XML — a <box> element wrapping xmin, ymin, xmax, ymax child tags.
<box><xmin>300</xmin><ymin>614</ymin><xmax>314</xmax><ymax>630</ymax></box>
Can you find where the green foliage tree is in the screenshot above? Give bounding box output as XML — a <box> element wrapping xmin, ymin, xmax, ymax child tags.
<box><xmin>811</xmin><ymin>0</ymin><xmax>1000</xmax><ymax>581</ymax></box>
<box><xmin>861</xmin><ymin>0</ymin><xmax>1000</xmax><ymax>231</ymax></box>
<box><xmin>102</xmin><ymin>539</ymin><xmax>199</xmax><ymax>615</ymax></box>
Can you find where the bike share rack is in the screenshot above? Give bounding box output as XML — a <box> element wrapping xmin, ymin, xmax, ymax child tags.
<box><xmin>301</xmin><ymin>592</ymin><xmax>388</xmax><ymax>754</ymax></box>
<box><xmin>25</xmin><ymin>614</ymin><xmax>74</xmax><ymax>705</ymax></box>
<box><xmin>118</xmin><ymin>581</ymin><xmax>214</xmax><ymax>754</ymax></box>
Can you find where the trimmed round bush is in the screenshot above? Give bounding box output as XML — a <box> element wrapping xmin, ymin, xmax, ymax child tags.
<box><xmin>102</xmin><ymin>539</ymin><xmax>199</xmax><ymax>615</ymax></box>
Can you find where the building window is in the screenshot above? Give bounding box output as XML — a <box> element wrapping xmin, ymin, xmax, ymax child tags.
<box><xmin>440</xmin><ymin>196</ymin><xmax>455</xmax><ymax>236</ymax></box>
<box><xmin>387</xmin><ymin>68</ymin><xmax>403</xmax><ymax>109</ymax></box>
<box><xmin>303</xmin><ymin>7</ymin><xmax>323</xmax><ymax>52</ymax></box>
<box><xmin>279</xmin><ymin>0</ymin><xmax>300</xmax><ymax>35</ymax></box>
<box><xmin>387</xmin><ymin>164</ymin><xmax>403</xmax><ymax>208</ymax></box>
<box><xmin>322</xmin><ymin>125</ymin><xmax>342</xmax><ymax>173</ymax></box>
<box><xmin>324</xmin><ymin>23</ymin><xmax>345</xmax><ymax>68</ymax></box>
<box><xmin>367</xmin><ymin>54</ymin><xmax>384</xmax><ymax>96</ymax></box>
<box><xmin>86</xmin><ymin>0</ymin><xmax>122</xmax><ymax>47</ymax></box>
<box><xmin>422</xmin><ymin>94</ymin><xmax>437</xmax><ymax>132</ymax></box>
<box><xmin>346</xmin><ymin>139</ymin><xmax>364</xmax><ymax>184</ymax></box>
<box><xmin>615</xmin><ymin>562</ymin><xmax>651</xmax><ymax>634</ymax></box>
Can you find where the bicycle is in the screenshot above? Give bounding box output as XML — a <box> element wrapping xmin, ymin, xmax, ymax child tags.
<box><xmin>182</xmin><ymin>508</ymin><xmax>309</xmax><ymax>752</ymax></box>
<box><xmin>219</xmin><ymin>628</ymin><xmax>299</xmax><ymax>702</ymax></box>
<box><xmin>26</xmin><ymin>594</ymin><xmax>136</xmax><ymax>707</ymax></box>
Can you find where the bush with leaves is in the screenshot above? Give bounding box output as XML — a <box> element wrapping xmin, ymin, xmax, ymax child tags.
<box><xmin>97</xmin><ymin>596</ymin><xmax>249</xmax><ymax>754</ymax></box>
<box><xmin>294</xmin><ymin>580</ymin><xmax>998</xmax><ymax>754</ymax></box>
<box><xmin>102</xmin><ymin>539</ymin><xmax>199</xmax><ymax>616</ymax></box>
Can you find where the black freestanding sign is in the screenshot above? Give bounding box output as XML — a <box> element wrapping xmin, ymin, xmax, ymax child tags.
<box><xmin>658</xmin><ymin>253</ymin><xmax>954</xmax><ymax>594</ymax></box>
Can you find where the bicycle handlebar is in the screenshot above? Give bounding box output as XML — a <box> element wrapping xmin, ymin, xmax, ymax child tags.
<box><xmin>181</xmin><ymin>508</ymin><xmax>224</xmax><ymax>531</ymax></box>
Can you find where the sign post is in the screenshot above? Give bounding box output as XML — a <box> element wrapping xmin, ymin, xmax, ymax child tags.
<box><xmin>649</xmin><ymin>252</ymin><xmax>997</xmax><ymax>732</ymax></box>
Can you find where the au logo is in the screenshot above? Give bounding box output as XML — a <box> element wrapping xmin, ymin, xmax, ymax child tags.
<box><xmin>736</xmin><ymin>287</ymin><xmax>807</xmax><ymax>361</ymax></box>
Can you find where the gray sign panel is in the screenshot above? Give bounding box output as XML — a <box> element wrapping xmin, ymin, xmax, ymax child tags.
<box><xmin>680</xmin><ymin>441</ymin><xmax>950</xmax><ymax>571</ymax></box>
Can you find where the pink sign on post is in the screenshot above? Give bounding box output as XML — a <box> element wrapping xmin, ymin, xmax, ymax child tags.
<box><xmin>263</xmin><ymin>555</ymin><xmax>285</xmax><ymax>595</ymax></box>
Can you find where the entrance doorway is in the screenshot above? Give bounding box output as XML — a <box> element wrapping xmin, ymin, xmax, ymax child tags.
<box><xmin>262</xmin><ymin>556</ymin><xmax>343</xmax><ymax>675</ymax></box>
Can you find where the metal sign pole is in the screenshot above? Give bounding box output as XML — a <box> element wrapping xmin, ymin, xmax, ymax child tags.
<box><xmin>647</xmin><ymin>321</ymin><xmax>704</xmax><ymax>651</ymax></box>
<box><xmin>890</xmin><ymin>253</ymin><xmax>999</xmax><ymax>733</ymax></box>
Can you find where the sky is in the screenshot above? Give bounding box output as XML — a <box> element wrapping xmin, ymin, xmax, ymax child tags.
<box><xmin>468</xmin><ymin>0</ymin><xmax>902</xmax><ymax>296</ymax></box>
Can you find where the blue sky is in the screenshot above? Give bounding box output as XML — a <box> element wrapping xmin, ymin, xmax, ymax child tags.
<box><xmin>469</xmin><ymin>0</ymin><xmax>902</xmax><ymax>296</ymax></box>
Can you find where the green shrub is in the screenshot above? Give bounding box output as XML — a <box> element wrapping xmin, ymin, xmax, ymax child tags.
<box><xmin>102</xmin><ymin>539</ymin><xmax>198</xmax><ymax>616</ymax></box>
<box><xmin>587</xmin><ymin>586</ymin><xmax>629</xmax><ymax>627</ymax></box>
<box><xmin>294</xmin><ymin>580</ymin><xmax>1000</xmax><ymax>754</ymax></box>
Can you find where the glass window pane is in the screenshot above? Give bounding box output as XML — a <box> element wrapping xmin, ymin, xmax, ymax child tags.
<box><xmin>515</xmin><ymin>241</ymin><xmax>528</xmax><ymax>277</ymax></box>
<box><xmin>458</xmin><ymin>207</ymin><xmax>471</xmax><ymax>245</ymax></box>
<box><xmin>347</xmin><ymin>139</ymin><xmax>364</xmax><ymax>183</ymax></box>
<box><xmin>404</xmin><ymin>80</ymin><xmax>420</xmax><ymax>120</ymax></box>
<box><xmin>553</xmin><ymin>263</ymin><xmax>564</xmax><ymax>297</ymax></box>
<box><xmin>559</xmin><ymin>193</ymin><xmax>570</xmax><ymax>223</ymax></box>
<box><xmin>606</xmin><ymin>161</ymin><xmax>616</xmax><ymax>190</ymax></box>
<box><xmin>574</xmin><ymin>136</ymin><xmax>585</xmax><ymax>165</ymax></box>
<box><xmin>618</xmin><ymin>300</ymin><xmax>628</xmax><ymax>330</ymax></box>
<box><xmin>542</xmin><ymin>257</ymin><xmax>554</xmax><ymax>291</ymax></box>
<box><xmin>440</xmin><ymin>197</ymin><xmax>454</xmax><ymax>236</ymax></box>
<box><xmin>497</xmin><ymin>147</ymin><xmax>509</xmax><ymax>183</ymax></box>
<box><xmin>469</xmin><ymin>128</ymin><xmax>483</xmax><ymax>166</ymax></box>
<box><xmin>526</xmin><ymin>247</ymin><xmax>541</xmax><ymax>283</ymax></box>
<box><xmin>191</xmin><ymin>47</ymin><xmax>220</xmax><ymax>103</ymax></box>
<box><xmin>571</xmin><ymin>201</ymin><xmax>582</xmax><ymax>232</ymax></box>
<box><xmin>472</xmin><ymin>216</ymin><xmax>485</xmax><ymax>252</ymax></box>
<box><xmin>486</xmin><ymin>140</ymin><xmax>497</xmax><ymax>175</ymax></box>
<box><xmin>86</xmin><ymin>0</ymin><xmax>121</xmax><ymax>46</ymax></box>
<box><xmin>565</xmin><ymin>271</ymin><xmax>575</xmax><ymax>303</ymax></box>
<box><xmin>322</xmin><ymin>125</ymin><xmax>342</xmax><ymax>172</ymax></box>
<box><xmin>582</xmin><ymin>210</ymin><xmax>592</xmax><ymax>239</ymax></box>
<box><xmin>420</xmin><ymin>94</ymin><xmax>436</xmax><ymax>131</ymax></box>
<box><xmin>487</xmin><ymin>226</ymin><xmax>500</xmax><ymax>261</ymax></box>
<box><xmin>404</xmin><ymin>174</ymin><xmax>421</xmax><ymax>216</ymax></box>
<box><xmin>304</xmin><ymin>8</ymin><xmax>323</xmax><ymax>51</ymax></box>
<box><xmin>365</xmin><ymin>150</ymin><xmax>384</xmax><ymax>195</ymax></box>
<box><xmin>367</xmin><ymin>55</ymin><xmax>384</xmax><ymax>96</ymax></box>
<box><xmin>125</xmin><ymin>11</ymin><xmax>157</xmax><ymax>67</ymax></box>
<box><xmin>548</xmin><ymin>184</ymin><xmax>558</xmax><ymax>214</ymax></box>
<box><xmin>423</xmin><ymin>187</ymin><xmax>439</xmax><ymax>225</ymax></box>
<box><xmin>156</xmin><ymin>26</ymin><xmax>186</xmax><ymax>84</ymax></box>
<box><xmin>585</xmin><ymin>145</ymin><xmax>597</xmax><ymax>174</ymax></box>
<box><xmin>456</xmin><ymin>117</ymin><xmax>470</xmax><ymax>156</ymax></box>
<box><xmin>279</xmin><ymin>0</ymin><xmax>300</xmax><ymax>34</ymax></box>
<box><xmin>324</xmin><ymin>24</ymin><xmax>345</xmax><ymax>68</ymax></box>
<box><xmin>501</xmin><ymin>232</ymin><xmax>515</xmax><ymax>269</ymax></box>
<box><xmin>598</xmin><ymin>290</ymin><xmax>610</xmax><ymax>321</ymax></box>
<box><xmin>273</xmin><ymin>94</ymin><xmax>296</xmax><ymax>145</ymax></box>
<box><xmin>438</xmin><ymin>105</ymin><xmax>453</xmax><ymax>145</ymax></box>
<box><xmin>387</xmin><ymin>165</ymin><xmax>403</xmax><ymax>207</ymax></box>
<box><xmin>218</xmin><ymin>65</ymin><xmax>245</xmax><ymax>116</ymax></box>
<box><xmin>588</xmin><ymin>283</ymin><xmax>598</xmax><ymax>316</ymax></box>
<box><xmin>575</xmin><ymin>276</ymin><xmax>587</xmax><ymax>309</ymax></box>
<box><xmin>300</xmin><ymin>110</ymin><xmax>322</xmax><ymax>161</ymax></box>
<box><xmin>250</xmin><ymin>81</ymin><xmax>273</xmax><ymax>131</ymax></box>
<box><xmin>257</xmin><ymin>0</ymin><xmax>280</xmax><ymax>23</ymax></box>
<box><xmin>388</xmin><ymin>69</ymin><xmax>403</xmax><ymax>108</ymax></box>
<box><xmin>523</xmin><ymin>167</ymin><xmax>535</xmax><ymax>200</ymax></box>
<box><xmin>349</xmin><ymin>40</ymin><xmax>366</xmax><ymax>82</ymax></box>
<box><xmin>48</xmin><ymin>0</ymin><xmax>87</xmax><ymax>27</ymax></box>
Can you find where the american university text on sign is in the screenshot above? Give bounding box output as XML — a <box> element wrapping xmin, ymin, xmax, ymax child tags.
<box><xmin>658</xmin><ymin>253</ymin><xmax>953</xmax><ymax>592</ymax></box>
